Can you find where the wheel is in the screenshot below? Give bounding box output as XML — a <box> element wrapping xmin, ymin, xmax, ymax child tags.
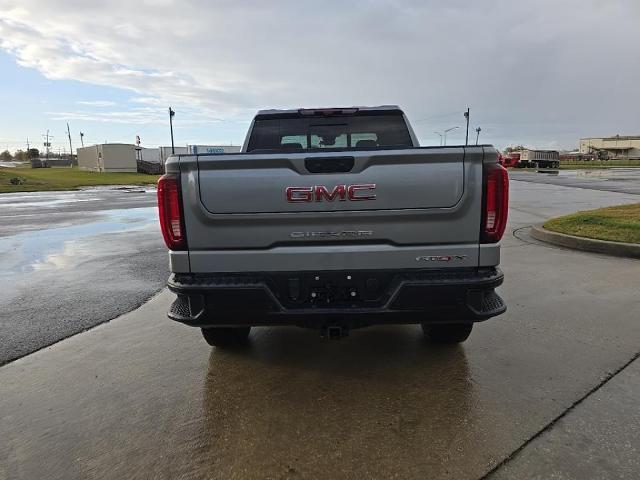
<box><xmin>201</xmin><ymin>327</ymin><xmax>251</xmax><ymax>347</ymax></box>
<box><xmin>422</xmin><ymin>323</ymin><xmax>473</xmax><ymax>344</ymax></box>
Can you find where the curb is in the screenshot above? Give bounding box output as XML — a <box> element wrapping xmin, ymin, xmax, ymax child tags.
<box><xmin>530</xmin><ymin>225</ymin><xmax>640</xmax><ymax>259</ymax></box>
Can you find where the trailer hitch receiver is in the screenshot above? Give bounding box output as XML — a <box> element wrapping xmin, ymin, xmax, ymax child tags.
<box><xmin>322</xmin><ymin>325</ymin><xmax>348</xmax><ymax>340</ymax></box>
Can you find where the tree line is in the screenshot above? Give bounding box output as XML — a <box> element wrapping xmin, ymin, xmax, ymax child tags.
<box><xmin>0</xmin><ymin>149</ymin><xmax>42</xmax><ymax>162</ymax></box>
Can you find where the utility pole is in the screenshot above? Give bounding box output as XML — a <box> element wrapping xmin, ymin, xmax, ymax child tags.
<box><xmin>434</xmin><ymin>132</ymin><xmax>443</xmax><ymax>146</ymax></box>
<box><xmin>464</xmin><ymin>108</ymin><xmax>470</xmax><ymax>146</ymax></box>
<box><xmin>66</xmin><ymin>123</ymin><xmax>74</xmax><ymax>162</ymax></box>
<box><xmin>26</xmin><ymin>138</ymin><xmax>30</xmax><ymax>150</ymax></box>
<box><xmin>475</xmin><ymin>127</ymin><xmax>482</xmax><ymax>145</ymax></box>
<box><xmin>80</xmin><ymin>132</ymin><xmax>85</xmax><ymax>147</ymax></box>
<box><xmin>42</xmin><ymin>130</ymin><xmax>53</xmax><ymax>160</ymax></box>
<box><xmin>169</xmin><ymin>107</ymin><xmax>176</xmax><ymax>154</ymax></box>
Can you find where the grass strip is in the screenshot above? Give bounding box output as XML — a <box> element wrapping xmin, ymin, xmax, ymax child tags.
<box><xmin>0</xmin><ymin>167</ymin><xmax>159</xmax><ymax>193</ymax></box>
<box><xmin>544</xmin><ymin>203</ymin><xmax>640</xmax><ymax>244</ymax></box>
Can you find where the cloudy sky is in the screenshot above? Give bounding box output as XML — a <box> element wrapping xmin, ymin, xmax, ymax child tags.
<box><xmin>1</xmin><ymin>0</ymin><xmax>639</xmax><ymax>153</ymax></box>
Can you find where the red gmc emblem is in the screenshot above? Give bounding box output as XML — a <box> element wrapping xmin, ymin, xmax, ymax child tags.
<box><xmin>286</xmin><ymin>184</ymin><xmax>376</xmax><ymax>202</ymax></box>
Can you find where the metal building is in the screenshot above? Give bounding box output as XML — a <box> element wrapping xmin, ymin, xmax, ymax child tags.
<box><xmin>77</xmin><ymin>144</ymin><xmax>137</xmax><ymax>172</ymax></box>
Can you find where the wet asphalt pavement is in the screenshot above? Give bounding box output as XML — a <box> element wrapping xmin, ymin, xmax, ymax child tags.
<box><xmin>509</xmin><ymin>168</ymin><xmax>640</xmax><ymax>195</ymax></box>
<box><xmin>1</xmin><ymin>173</ymin><xmax>640</xmax><ymax>479</ymax></box>
<box><xmin>0</xmin><ymin>187</ymin><xmax>167</xmax><ymax>365</ymax></box>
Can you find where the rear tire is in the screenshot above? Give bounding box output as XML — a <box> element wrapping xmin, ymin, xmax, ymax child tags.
<box><xmin>201</xmin><ymin>327</ymin><xmax>251</xmax><ymax>347</ymax></box>
<box><xmin>422</xmin><ymin>323</ymin><xmax>473</xmax><ymax>344</ymax></box>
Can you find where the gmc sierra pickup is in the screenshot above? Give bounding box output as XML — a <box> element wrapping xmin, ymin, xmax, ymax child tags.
<box><xmin>158</xmin><ymin>106</ymin><xmax>508</xmax><ymax>346</ymax></box>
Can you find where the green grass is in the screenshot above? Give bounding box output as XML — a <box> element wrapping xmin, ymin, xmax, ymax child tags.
<box><xmin>559</xmin><ymin>159</ymin><xmax>640</xmax><ymax>169</ymax></box>
<box><xmin>0</xmin><ymin>167</ymin><xmax>160</xmax><ymax>193</ymax></box>
<box><xmin>544</xmin><ymin>203</ymin><xmax>640</xmax><ymax>244</ymax></box>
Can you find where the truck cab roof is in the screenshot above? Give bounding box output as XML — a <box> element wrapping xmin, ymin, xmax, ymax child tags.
<box><xmin>255</xmin><ymin>105</ymin><xmax>404</xmax><ymax>119</ymax></box>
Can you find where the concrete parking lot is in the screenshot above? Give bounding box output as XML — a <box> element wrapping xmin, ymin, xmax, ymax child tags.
<box><xmin>1</xmin><ymin>174</ymin><xmax>639</xmax><ymax>479</ymax></box>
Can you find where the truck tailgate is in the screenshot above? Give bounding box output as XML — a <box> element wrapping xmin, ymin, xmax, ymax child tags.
<box><xmin>196</xmin><ymin>149</ymin><xmax>464</xmax><ymax>214</ymax></box>
<box><xmin>177</xmin><ymin>146</ymin><xmax>486</xmax><ymax>271</ymax></box>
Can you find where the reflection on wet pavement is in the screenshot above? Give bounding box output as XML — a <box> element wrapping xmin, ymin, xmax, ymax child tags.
<box><xmin>0</xmin><ymin>187</ymin><xmax>166</xmax><ymax>365</ymax></box>
<box><xmin>0</xmin><ymin>187</ymin><xmax>157</xmax><ymax>237</ymax></box>
<box><xmin>509</xmin><ymin>169</ymin><xmax>640</xmax><ymax>195</ymax></box>
<box><xmin>200</xmin><ymin>328</ymin><xmax>476</xmax><ymax>479</ymax></box>
<box><xmin>0</xmin><ymin>293</ymin><xmax>484</xmax><ymax>479</ymax></box>
<box><xmin>564</xmin><ymin>168</ymin><xmax>640</xmax><ymax>178</ymax></box>
<box><xmin>0</xmin><ymin>207</ymin><xmax>157</xmax><ymax>275</ymax></box>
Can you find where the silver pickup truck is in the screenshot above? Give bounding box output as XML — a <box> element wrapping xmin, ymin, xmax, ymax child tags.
<box><xmin>158</xmin><ymin>106</ymin><xmax>508</xmax><ymax>346</ymax></box>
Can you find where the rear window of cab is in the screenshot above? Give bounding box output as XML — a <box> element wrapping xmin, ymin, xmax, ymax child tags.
<box><xmin>247</xmin><ymin>114</ymin><xmax>413</xmax><ymax>152</ymax></box>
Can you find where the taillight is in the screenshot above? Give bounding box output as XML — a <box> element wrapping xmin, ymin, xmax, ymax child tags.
<box><xmin>157</xmin><ymin>174</ymin><xmax>187</xmax><ymax>250</ymax></box>
<box><xmin>481</xmin><ymin>162</ymin><xmax>509</xmax><ymax>243</ymax></box>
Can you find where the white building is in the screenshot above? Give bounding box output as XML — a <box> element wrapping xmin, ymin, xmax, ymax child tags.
<box><xmin>135</xmin><ymin>146</ymin><xmax>188</xmax><ymax>167</ymax></box>
<box><xmin>579</xmin><ymin>136</ymin><xmax>640</xmax><ymax>160</ymax></box>
<box><xmin>77</xmin><ymin>143</ymin><xmax>243</xmax><ymax>173</ymax></box>
<box><xmin>140</xmin><ymin>146</ymin><xmax>239</xmax><ymax>168</ymax></box>
<box><xmin>77</xmin><ymin>144</ymin><xmax>137</xmax><ymax>172</ymax></box>
<box><xmin>159</xmin><ymin>146</ymin><xmax>189</xmax><ymax>166</ymax></box>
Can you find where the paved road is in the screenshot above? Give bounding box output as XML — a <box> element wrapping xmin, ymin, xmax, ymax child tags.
<box><xmin>509</xmin><ymin>168</ymin><xmax>640</xmax><ymax>195</ymax></box>
<box><xmin>0</xmin><ymin>187</ymin><xmax>168</xmax><ymax>365</ymax></box>
<box><xmin>1</xmin><ymin>177</ymin><xmax>639</xmax><ymax>479</ymax></box>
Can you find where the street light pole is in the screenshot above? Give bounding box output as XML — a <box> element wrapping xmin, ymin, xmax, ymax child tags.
<box><xmin>434</xmin><ymin>132</ymin><xmax>443</xmax><ymax>146</ymax></box>
<box><xmin>169</xmin><ymin>107</ymin><xmax>176</xmax><ymax>154</ymax></box>
<box><xmin>444</xmin><ymin>126</ymin><xmax>459</xmax><ymax>146</ymax></box>
<box><xmin>464</xmin><ymin>108</ymin><xmax>470</xmax><ymax>146</ymax></box>
<box><xmin>475</xmin><ymin>127</ymin><xmax>482</xmax><ymax>145</ymax></box>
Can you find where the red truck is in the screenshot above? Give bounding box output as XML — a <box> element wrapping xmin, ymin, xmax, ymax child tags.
<box><xmin>501</xmin><ymin>152</ymin><xmax>520</xmax><ymax>168</ymax></box>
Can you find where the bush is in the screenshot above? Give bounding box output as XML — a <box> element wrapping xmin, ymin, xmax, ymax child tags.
<box><xmin>9</xmin><ymin>177</ymin><xmax>27</xmax><ymax>185</ymax></box>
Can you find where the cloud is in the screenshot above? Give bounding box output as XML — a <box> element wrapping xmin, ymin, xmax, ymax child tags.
<box><xmin>76</xmin><ymin>100</ymin><xmax>117</xmax><ymax>107</ymax></box>
<box><xmin>46</xmin><ymin>105</ymin><xmax>236</xmax><ymax>126</ymax></box>
<box><xmin>1</xmin><ymin>0</ymin><xmax>640</xmax><ymax>147</ymax></box>
<box><xmin>47</xmin><ymin>107</ymin><xmax>165</xmax><ymax>125</ymax></box>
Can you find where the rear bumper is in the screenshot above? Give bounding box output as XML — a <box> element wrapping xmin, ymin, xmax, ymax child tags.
<box><xmin>167</xmin><ymin>267</ymin><xmax>506</xmax><ymax>328</ymax></box>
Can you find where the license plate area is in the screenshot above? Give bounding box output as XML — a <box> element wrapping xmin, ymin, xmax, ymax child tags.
<box><xmin>268</xmin><ymin>271</ymin><xmax>395</xmax><ymax>309</ymax></box>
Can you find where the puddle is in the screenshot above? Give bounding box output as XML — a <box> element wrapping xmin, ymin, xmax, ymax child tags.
<box><xmin>572</xmin><ymin>168</ymin><xmax>640</xmax><ymax>178</ymax></box>
<box><xmin>0</xmin><ymin>197</ymin><xmax>101</xmax><ymax>209</ymax></box>
<box><xmin>0</xmin><ymin>207</ymin><xmax>158</xmax><ymax>276</ymax></box>
<box><xmin>0</xmin><ymin>187</ymin><xmax>156</xmax><ymax>209</ymax></box>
